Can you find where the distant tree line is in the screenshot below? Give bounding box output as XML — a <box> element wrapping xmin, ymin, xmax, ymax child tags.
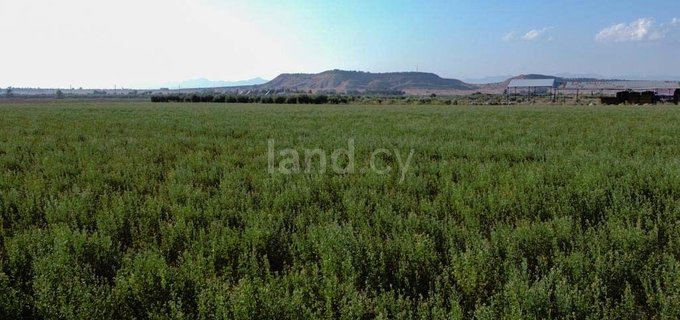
<box><xmin>347</xmin><ymin>89</ymin><xmax>405</xmax><ymax>96</ymax></box>
<box><xmin>149</xmin><ymin>93</ymin><xmax>509</xmax><ymax>105</ymax></box>
<box><xmin>151</xmin><ymin>93</ymin><xmax>352</xmax><ymax>104</ymax></box>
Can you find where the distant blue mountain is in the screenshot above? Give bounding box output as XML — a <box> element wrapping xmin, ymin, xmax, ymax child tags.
<box><xmin>611</xmin><ymin>75</ymin><xmax>680</xmax><ymax>81</ymax></box>
<box><xmin>554</xmin><ymin>73</ymin><xmax>608</xmax><ymax>79</ymax></box>
<box><xmin>463</xmin><ymin>75</ymin><xmax>514</xmax><ymax>84</ymax></box>
<box><xmin>555</xmin><ymin>73</ymin><xmax>680</xmax><ymax>81</ymax></box>
<box><xmin>161</xmin><ymin>77</ymin><xmax>268</xmax><ymax>89</ymax></box>
<box><xmin>465</xmin><ymin>73</ymin><xmax>680</xmax><ymax>84</ymax></box>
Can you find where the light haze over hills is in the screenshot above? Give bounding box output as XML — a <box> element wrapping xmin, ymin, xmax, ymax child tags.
<box><xmin>1</xmin><ymin>0</ymin><xmax>679</xmax><ymax>88</ymax></box>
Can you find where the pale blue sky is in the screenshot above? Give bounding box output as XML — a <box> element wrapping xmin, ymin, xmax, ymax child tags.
<box><xmin>1</xmin><ymin>0</ymin><xmax>679</xmax><ymax>88</ymax></box>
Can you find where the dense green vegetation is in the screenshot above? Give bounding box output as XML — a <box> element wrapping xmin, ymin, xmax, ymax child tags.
<box><xmin>1</xmin><ymin>101</ymin><xmax>680</xmax><ymax>319</ymax></box>
<box><xmin>1</xmin><ymin>90</ymin><xmax>616</xmax><ymax>106</ymax></box>
<box><xmin>151</xmin><ymin>93</ymin><xmax>351</xmax><ymax>104</ymax></box>
<box><xmin>149</xmin><ymin>92</ymin><xmax>605</xmax><ymax>106</ymax></box>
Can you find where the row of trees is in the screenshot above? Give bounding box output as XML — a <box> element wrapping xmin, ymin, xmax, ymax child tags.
<box><xmin>3</xmin><ymin>88</ymin><xmax>62</xmax><ymax>99</ymax></box>
<box><xmin>151</xmin><ymin>94</ymin><xmax>352</xmax><ymax>104</ymax></box>
<box><xmin>149</xmin><ymin>93</ymin><xmax>517</xmax><ymax>106</ymax></box>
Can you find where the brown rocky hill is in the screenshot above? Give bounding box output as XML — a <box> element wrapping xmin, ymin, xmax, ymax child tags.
<box><xmin>260</xmin><ymin>70</ymin><xmax>479</xmax><ymax>93</ymax></box>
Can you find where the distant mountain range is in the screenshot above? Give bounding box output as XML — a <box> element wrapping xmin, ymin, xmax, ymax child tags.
<box><xmin>249</xmin><ymin>71</ymin><xmax>679</xmax><ymax>95</ymax></box>
<box><xmin>463</xmin><ymin>75</ymin><xmax>514</xmax><ymax>84</ymax></box>
<box><xmin>612</xmin><ymin>75</ymin><xmax>680</xmax><ymax>81</ymax></box>
<box><xmin>6</xmin><ymin>71</ymin><xmax>679</xmax><ymax>95</ymax></box>
<box><xmin>467</xmin><ymin>73</ymin><xmax>680</xmax><ymax>84</ymax></box>
<box><xmin>156</xmin><ymin>72</ymin><xmax>680</xmax><ymax>93</ymax></box>
<box><xmin>160</xmin><ymin>77</ymin><xmax>269</xmax><ymax>89</ymax></box>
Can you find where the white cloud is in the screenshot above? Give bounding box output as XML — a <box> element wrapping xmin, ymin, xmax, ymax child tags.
<box><xmin>672</xmin><ymin>17</ymin><xmax>680</xmax><ymax>27</ymax></box>
<box><xmin>595</xmin><ymin>18</ymin><xmax>670</xmax><ymax>42</ymax></box>
<box><xmin>502</xmin><ymin>32</ymin><xmax>516</xmax><ymax>42</ymax></box>
<box><xmin>503</xmin><ymin>27</ymin><xmax>554</xmax><ymax>42</ymax></box>
<box><xmin>521</xmin><ymin>27</ymin><xmax>554</xmax><ymax>41</ymax></box>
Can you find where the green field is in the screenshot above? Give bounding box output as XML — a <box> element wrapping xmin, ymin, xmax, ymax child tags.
<box><xmin>1</xmin><ymin>101</ymin><xmax>680</xmax><ymax>319</ymax></box>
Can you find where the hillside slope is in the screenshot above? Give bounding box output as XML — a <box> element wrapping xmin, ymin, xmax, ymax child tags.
<box><xmin>261</xmin><ymin>70</ymin><xmax>479</xmax><ymax>93</ymax></box>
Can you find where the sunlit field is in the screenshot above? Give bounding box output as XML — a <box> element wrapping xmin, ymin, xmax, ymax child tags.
<box><xmin>2</xmin><ymin>101</ymin><xmax>680</xmax><ymax>319</ymax></box>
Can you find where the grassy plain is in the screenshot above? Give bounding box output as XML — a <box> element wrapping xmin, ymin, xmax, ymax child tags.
<box><xmin>1</xmin><ymin>101</ymin><xmax>680</xmax><ymax>319</ymax></box>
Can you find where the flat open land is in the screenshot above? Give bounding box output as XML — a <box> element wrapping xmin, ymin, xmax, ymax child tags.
<box><xmin>2</xmin><ymin>102</ymin><xmax>680</xmax><ymax>319</ymax></box>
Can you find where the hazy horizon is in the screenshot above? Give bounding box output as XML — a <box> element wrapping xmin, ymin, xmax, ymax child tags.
<box><xmin>6</xmin><ymin>71</ymin><xmax>680</xmax><ymax>91</ymax></box>
<box><xmin>2</xmin><ymin>0</ymin><xmax>679</xmax><ymax>89</ymax></box>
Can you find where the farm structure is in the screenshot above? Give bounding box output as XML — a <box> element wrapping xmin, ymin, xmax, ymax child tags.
<box><xmin>507</xmin><ymin>79</ymin><xmax>557</xmax><ymax>101</ymax></box>
<box><xmin>564</xmin><ymin>81</ymin><xmax>680</xmax><ymax>100</ymax></box>
<box><xmin>505</xmin><ymin>79</ymin><xmax>680</xmax><ymax>104</ymax></box>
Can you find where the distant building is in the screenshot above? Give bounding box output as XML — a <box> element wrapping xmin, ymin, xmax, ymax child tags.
<box><xmin>507</xmin><ymin>79</ymin><xmax>556</xmax><ymax>95</ymax></box>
